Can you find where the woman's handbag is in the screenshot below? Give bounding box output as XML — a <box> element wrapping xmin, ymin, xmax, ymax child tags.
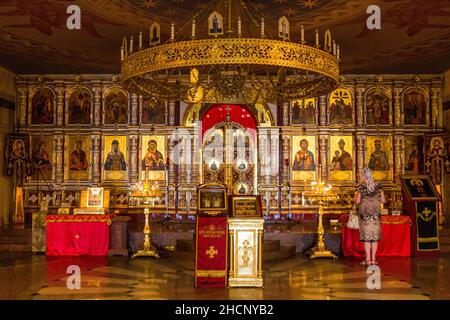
<box><xmin>346</xmin><ymin>205</ymin><xmax>359</xmax><ymax>229</ymax></box>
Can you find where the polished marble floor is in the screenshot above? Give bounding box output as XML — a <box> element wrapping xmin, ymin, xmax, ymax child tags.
<box><xmin>1</xmin><ymin>252</ymin><xmax>450</xmax><ymax>300</ymax></box>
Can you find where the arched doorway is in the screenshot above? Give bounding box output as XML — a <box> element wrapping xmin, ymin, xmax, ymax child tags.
<box><xmin>199</xmin><ymin>104</ymin><xmax>258</xmax><ymax>195</ymax></box>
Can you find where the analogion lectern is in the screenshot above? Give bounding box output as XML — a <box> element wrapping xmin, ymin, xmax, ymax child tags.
<box><xmin>228</xmin><ymin>195</ymin><xmax>264</xmax><ymax>288</ymax></box>
<box><xmin>400</xmin><ymin>175</ymin><xmax>441</xmax><ymax>256</ymax></box>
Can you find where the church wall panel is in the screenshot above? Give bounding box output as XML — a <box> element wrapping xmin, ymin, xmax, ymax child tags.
<box><xmin>12</xmin><ymin>74</ymin><xmax>446</xmax><ymax>217</ymax></box>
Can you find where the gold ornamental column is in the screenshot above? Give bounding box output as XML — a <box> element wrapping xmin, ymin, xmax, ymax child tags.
<box><xmin>54</xmin><ymin>135</ymin><xmax>64</xmax><ymax>184</ymax></box>
<box><xmin>356</xmin><ymin>135</ymin><xmax>366</xmax><ymax>181</ymax></box>
<box><xmin>93</xmin><ymin>85</ymin><xmax>102</xmax><ymax>127</ymax></box>
<box><xmin>356</xmin><ymin>83</ymin><xmax>365</xmax><ymax>127</ymax></box>
<box><xmin>394</xmin><ymin>135</ymin><xmax>404</xmax><ymax>182</ymax></box>
<box><xmin>129</xmin><ymin>134</ymin><xmax>139</xmax><ymax>183</ymax></box>
<box><xmin>282</xmin><ymin>102</ymin><xmax>290</xmax><ymax>126</ymax></box>
<box><xmin>319</xmin><ymin>135</ymin><xmax>328</xmax><ymax>182</ymax></box>
<box><xmin>431</xmin><ymin>86</ymin><xmax>441</xmax><ymax>129</ymax></box>
<box><xmin>130</xmin><ymin>93</ymin><xmax>139</xmax><ymax>126</ymax></box>
<box><xmin>393</xmin><ymin>83</ymin><xmax>403</xmax><ymax>126</ymax></box>
<box><xmin>224</xmin><ymin>122</ymin><xmax>234</xmax><ymax>194</ymax></box>
<box><xmin>55</xmin><ymin>84</ymin><xmax>65</xmax><ymax>127</ymax></box>
<box><xmin>319</xmin><ymin>95</ymin><xmax>327</xmax><ymax>126</ymax></box>
<box><xmin>282</xmin><ymin>136</ymin><xmax>290</xmax><ymax>184</ymax></box>
<box><xmin>91</xmin><ymin>134</ymin><xmax>101</xmax><ymax>183</ymax></box>
<box><xmin>168</xmin><ymin>101</ymin><xmax>176</xmax><ymax>126</ymax></box>
<box><xmin>17</xmin><ymin>87</ymin><xmax>28</xmax><ymax>128</ymax></box>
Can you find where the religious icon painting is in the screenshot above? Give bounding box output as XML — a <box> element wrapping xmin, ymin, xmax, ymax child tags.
<box><xmin>329</xmin><ymin>135</ymin><xmax>354</xmax><ymax>181</ymax></box>
<box><xmin>5</xmin><ymin>134</ymin><xmax>32</xmax><ymax>184</ymax></box>
<box><xmin>149</xmin><ymin>22</ymin><xmax>161</xmax><ymax>46</ymax></box>
<box><xmin>29</xmin><ymin>87</ymin><xmax>55</xmax><ymax>125</ymax></box>
<box><xmin>66</xmin><ymin>87</ymin><xmax>92</xmax><ymax>125</ymax></box>
<box><xmin>141</xmin><ymin>97</ymin><xmax>166</xmax><ymax>124</ymax></box>
<box><xmin>208</xmin><ymin>11</ymin><xmax>224</xmax><ymax>36</ymax></box>
<box><xmin>255</xmin><ymin>104</ymin><xmax>272</xmax><ymax>127</ymax></box>
<box><xmin>102</xmin><ymin>136</ymin><xmax>127</xmax><ymax>181</ymax></box>
<box><xmin>365</xmin><ymin>89</ymin><xmax>391</xmax><ymax>125</ymax></box>
<box><xmin>291</xmin><ymin>136</ymin><xmax>317</xmax><ymax>181</ymax></box>
<box><xmin>404</xmin><ymin>136</ymin><xmax>425</xmax><ymax>174</ymax></box>
<box><xmin>403</xmin><ymin>88</ymin><xmax>428</xmax><ymax>125</ymax></box>
<box><xmin>365</xmin><ymin>136</ymin><xmax>392</xmax><ymax>181</ymax></box>
<box><xmin>329</xmin><ymin>88</ymin><xmax>353</xmax><ymax>125</ymax></box>
<box><xmin>278</xmin><ymin>16</ymin><xmax>290</xmax><ymax>40</ymax></box>
<box><xmin>104</xmin><ymin>88</ymin><xmax>129</xmax><ymax>125</ymax></box>
<box><xmin>31</xmin><ymin>135</ymin><xmax>53</xmax><ymax>181</ymax></box>
<box><xmin>141</xmin><ymin>136</ymin><xmax>166</xmax><ymax>181</ymax></box>
<box><xmin>291</xmin><ymin>98</ymin><xmax>316</xmax><ymax>125</ymax></box>
<box><xmin>65</xmin><ymin>135</ymin><xmax>91</xmax><ymax>181</ymax></box>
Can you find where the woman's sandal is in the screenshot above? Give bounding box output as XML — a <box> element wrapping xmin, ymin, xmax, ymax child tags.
<box><xmin>371</xmin><ymin>260</ymin><xmax>379</xmax><ymax>265</ymax></box>
<box><xmin>360</xmin><ymin>260</ymin><xmax>371</xmax><ymax>266</ymax></box>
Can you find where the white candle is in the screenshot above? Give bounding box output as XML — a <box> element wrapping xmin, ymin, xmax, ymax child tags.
<box><xmin>333</xmin><ymin>40</ymin><xmax>336</xmax><ymax>55</ymax></box>
<box><xmin>315</xmin><ymin>29</ymin><xmax>319</xmax><ymax>47</ymax></box>
<box><xmin>238</xmin><ymin>16</ymin><xmax>241</xmax><ymax>37</ymax></box>
<box><xmin>337</xmin><ymin>45</ymin><xmax>340</xmax><ymax>60</ymax></box>
<box><xmin>301</xmin><ymin>25</ymin><xmax>304</xmax><ymax>43</ymax></box>
<box><xmin>171</xmin><ymin>23</ymin><xmax>175</xmax><ymax>41</ymax></box>
<box><xmin>121</xmin><ymin>46</ymin><xmax>124</xmax><ymax>61</ymax></box>
<box><xmin>261</xmin><ymin>17</ymin><xmax>265</xmax><ymax>37</ymax></box>
<box><xmin>139</xmin><ymin>31</ymin><xmax>143</xmax><ymax>49</ymax></box>
<box><xmin>192</xmin><ymin>20</ymin><xmax>196</xmax><ymax>38</ymax></box>
<box><xmin>130</xmin><ymin>36</ymin><xmax>134</xmax><ymax>53</ymax></box>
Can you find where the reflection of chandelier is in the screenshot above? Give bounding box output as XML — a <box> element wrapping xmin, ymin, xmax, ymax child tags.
<box><xmin>120</xmin><ymin>0</ymin><xmax>340</xmax><ymax>104</ymax></box>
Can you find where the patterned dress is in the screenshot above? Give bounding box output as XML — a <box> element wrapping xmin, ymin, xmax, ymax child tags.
<box><xmin>357</xmin><ymin>183</ymin><xmax>382</xmax><ymax>242</ymax></box>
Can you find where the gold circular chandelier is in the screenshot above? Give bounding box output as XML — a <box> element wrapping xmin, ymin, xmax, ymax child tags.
<box><xmin>120</xmin><ymin>0</ymin><xmax>340</xmax><ymax>104</ymax></box>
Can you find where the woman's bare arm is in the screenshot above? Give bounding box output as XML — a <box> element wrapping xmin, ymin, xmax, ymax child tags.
<box><xmin>380</xmin><ymin>190</ymin><xmax>386</xmax><ymax>204</ymax></box>
<box><xmin>354</xmin><ymin>192</ymin><xmax>361</xmax><ymax>205</ymax></box>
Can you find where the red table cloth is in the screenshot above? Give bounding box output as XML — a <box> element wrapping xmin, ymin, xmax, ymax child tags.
<box><xmin>45</xmin><ymin>215</ymin><xmax>113</xmax><ymax>256</ymax></box>
<box><xmin>339</xmin><ymin>214</ymin><xmax>411</xmax><ymax>257</ymax></box>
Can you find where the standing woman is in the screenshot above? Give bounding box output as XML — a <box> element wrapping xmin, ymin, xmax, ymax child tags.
<box><xmin>355</xmin><ymin>167</ymin><xmax>386</xmax><ymax>265</ymax></box>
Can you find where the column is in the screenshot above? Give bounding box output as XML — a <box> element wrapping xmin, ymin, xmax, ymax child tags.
<box><xmin>270</xmin><ymin>129</ymin><xmax>280</xmax><ymax>184</ymax></box>
<box><xmin>282</xmin><ymin>135</ymin><xmax>290</xmax><ymax>184</ymax></box>
<box><xmin>258</xmin><ymin>128</ymin><xmax>269</xmax><ymax>184</ymax></box>
<box><xmin>130</xmin><ymin>93</ymin><xmax>139</xmax><ymax>126</ymax></box>
<box><xmin>54</xmin><ymin>135</ymin><xmax>64</xmax><ymax>184</ymax></box>
<box><xmin>17</xmin><ymin>87</ymin><xmax>28</xmax><ymax>128</ymax></box>
<box><xmin>168</xmin><ymin>101</ymin><xmax>176</xmax><ymax>126</ymax></box>
<box><xmin>431</xmin><ymin>87</ymin><xmax>441</xmax><ymax>129</ymax></box>
<box><xmin>191</xmin><ymin>126</ymin><xmax>200</xmax><ymax>184</ymax></box>
<box><xmin>282</xmin><ymin>102</ymin><xmax>289</xmax><ymax>126</ymax></box>
<box><xmin>167</xmin><ymin>136</ymin><xmax>176</xmax><ymax>208</ymax></box>
<box><xmin>393</xmin><ymin>83</ymin><xmax>403</xmax><ymax>126</ymax></box>
<box><xmin>93</xmin><ymin>86</ymin><xmax>102</xmax><ymax>127</ymax></box>
<box><xmin>91</xmin><ymin>134</ymin><xmax>101</xmax><ymax>183</ymax></box>
<box><xmin>355</xmin><ymin>84</ymin><xmax>365</xmax><ymax>127</ymax></box>
<box><xmin>394</xmin><ymin>135</ymin><xmax>404</xmax><ymax>181</ymax></box>
<box><xmin>319</xmin><ymin>135</ymin><xmax>328</xmax><ymax>182</ymax></box>
<box><xmin>356</xmin><ymin>135</ymin><xmax>365</xmax><ymax>181</ymax></box>
<box><xmin>55</xmin><ymin>84</ymin><xmax>65</xmax><ymax>127</ymax></box>
<box><xmin>319</xmin><ymin>95</ymin><xmax>327</xmax><ymax>126</ymax></box>
<box><xmin>129</xmin><ymin>135</ymin><xmax>139</xmax><ymax>183</ymax></box>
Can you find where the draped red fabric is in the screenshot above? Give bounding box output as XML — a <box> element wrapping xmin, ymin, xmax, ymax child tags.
<box><xmin>201</xmin><ymin>104</ymin><xmax>257</xmax><ymax>137</ymax></box>
<box><xmin>341</xmin><ymin>218</ymin><xmax>411</xmax><ymax>257</ymax></box>
<box><xmin>46</xmin><ymin>215</ymin><xmax>111</xmax><ymax>256</ymax></box>
<box><xmin>195</xmin><ymin>216</ymin><xmax>228</xmax><ymax>288</ymax></box>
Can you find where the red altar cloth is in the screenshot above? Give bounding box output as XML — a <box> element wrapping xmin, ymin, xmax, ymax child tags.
<box><xmin>195</xmin><ymin>216</ymin><xmax>228</xmax><ymax>288</ymax></box>
<box><xmin>339</xmin><ymin>214</ymin><xmax>411</xmax><ymax>257</ymax></box>
<box><xmin>45</xmin><ymin>215</ymin><xmax>113</xmax><ymax>256</ymax></box>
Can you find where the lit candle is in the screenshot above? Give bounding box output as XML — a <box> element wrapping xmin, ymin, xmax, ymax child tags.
<box><xmin>120</xmin><ymin>46</ymin><xmax>124</xmax><ymax>61</ymax></box>
<box><xmin>192</xmin><ymin>20</ymin><xmax>196</xmax><ymax>38</ymax></box>
<box><xmin>301</xmin><ymin>25</ymin><xmax>304</xmax><ymax>43</ymax></box>
<box><xmin>171</xmin><ymin>23</ymin><xmax>175</xmax><ymax>41</ymax></box>
<box><xmin>333</xmin><ymin>40</ymin><xmax>336</xmax><ymax>55</ymax></box>
<box><xmin>139</xmin><ymin>31</ymin><xmax>143</xmax><ymax>49</ymax></box>
<box><xmin>315</xmin><ymin>29</ymin><xmax>319</xmax><ymax>47</ymax></box>
<box><xmin>261</xmin><ymin>17</ymin><xmax>265</xmax><ymax>38</ymax></box>
<box><xmin>238</xmin><ymin>16</ymin><xmax>241</xmax><ymax>37</ymax></box>
<box><xmin>337</xmin><ymin>45</ymin><xmax>340</xmax><ymax>60</ymax></box>
<box><xmin>130</xmin><ymin>36</ymin><xmax>134</xmax><ymax>53</ymax></box>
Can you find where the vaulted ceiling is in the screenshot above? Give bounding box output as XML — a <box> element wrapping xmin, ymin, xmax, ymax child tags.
<box><xmin>1</xmin><ymin>0</ymin><xmax>450</xmax><ymax>75</ymax></box>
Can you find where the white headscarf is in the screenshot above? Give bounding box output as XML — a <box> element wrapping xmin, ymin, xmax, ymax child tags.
<box><xmin>362</xmin><ymin>167</ymin><xmax>375</xmax><ymax>193</ymax></box>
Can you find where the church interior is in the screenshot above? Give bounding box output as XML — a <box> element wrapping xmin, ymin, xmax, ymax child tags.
<box><xmin>1</xmin><ymin>0</ymin><xmax>450</xmax><ymax>301</ymax></box>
